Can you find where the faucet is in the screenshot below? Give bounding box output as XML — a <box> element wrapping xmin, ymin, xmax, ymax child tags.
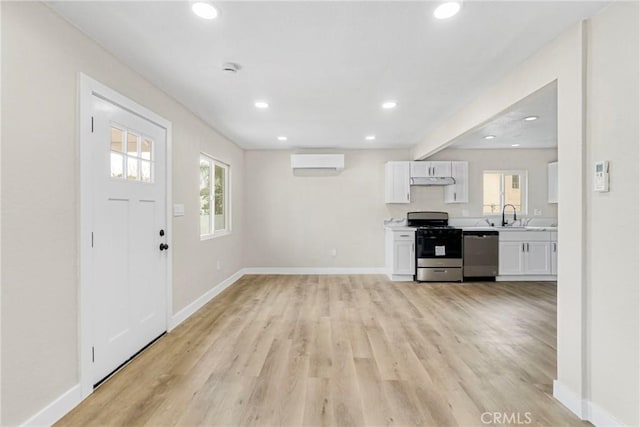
<box><xmin>502</xmin><ymin>204</ymin><xmax>517</xmax><ymax>227</ymax></box>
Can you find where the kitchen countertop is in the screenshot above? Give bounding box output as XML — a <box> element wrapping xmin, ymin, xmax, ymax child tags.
<box><xmin>384</xmin><ymin>225</ymin><xmax>417</xmax><ymax>231</ymax></box>
<box><xmin>461</xmin><ymin>226</ymin><xmax>558</xmax><ymax>232</ymax></box>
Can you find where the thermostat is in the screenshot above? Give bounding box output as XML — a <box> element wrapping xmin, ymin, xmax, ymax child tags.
<box><xmin>594</xmin><ymin>161</ymin><xmax>609</xmax><ymax>192</ymax></box>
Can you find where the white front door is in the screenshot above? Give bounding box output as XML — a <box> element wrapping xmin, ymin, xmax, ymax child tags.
<box><xmin>90</xmin><ymin>95</ymin><xmax>168</xmax><ymax>384</ymax></box>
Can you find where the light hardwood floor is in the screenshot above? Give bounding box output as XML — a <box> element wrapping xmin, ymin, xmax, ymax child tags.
<box><xmin>58</xmin><ymin>275</ymin><xmax>585</xmax><ymax>426</ymax></box>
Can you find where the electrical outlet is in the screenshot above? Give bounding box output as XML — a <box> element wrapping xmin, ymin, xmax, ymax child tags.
<box><xmin>534</xmin><ymin>209</ymin><xmax>542</xmax><ymax>216</ymax></box>
<box><xmin>330</xmin><ymin>248</ymin><xmax>337</xmax><ymax>257</ymax></box>
<box><xmin>461</xmin><ymin>209</ymin><xmax>469</xmax><ymax>217</ymax></box>
<box><xmin>216</xmin><ymin>260</ymin><xmax>221</xmax><ymax>270</ymax></box>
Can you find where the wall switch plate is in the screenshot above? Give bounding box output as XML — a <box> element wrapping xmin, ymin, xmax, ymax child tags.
<box><xmin>461</xmin><ymin>209</ymin><xmax>469</xmax><ymax>217</ymax></box>
<box><xmin>534</xmin><ymin>209</ymin><xmax>542</xmax><ymax>216</ymax></box>
<box><xmin>330</xmin><ymin>248</ymin><xmax>337</xmax><ymax>257</ymax></box>
<box><xmin>173</xmin><ymin>204</ymin><xmax>185</xmax><ymax>217</ymax></box>
<box><xmin>216</xmin><ymin>260</ymin><xmax>221</xmax><ymax>271</ymax></box>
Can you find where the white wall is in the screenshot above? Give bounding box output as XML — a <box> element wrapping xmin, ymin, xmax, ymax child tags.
<box><xmin>585</xmin><ymin>2</ymin><xmax>639</xmax><ymax>425</ymax></box>
<box><xmin>244</xmin><ymin>147</ymin><xmax>555</xmax><ymax>269</ymax></box>
<box><xmin>0</xmin><ymin>2</ymin><xmax>244</xmax><ymax>424</ymax></box>
<box><xmin>244</xmin><ymin>149</ymin><xmax>408</xmax><ymax>268</ymax></box>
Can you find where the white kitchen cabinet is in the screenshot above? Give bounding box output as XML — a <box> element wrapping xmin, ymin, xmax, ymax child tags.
<box><xmin>548</xmin><ymin>161</ymin><xmax>558</xmax><ymax>204</ymax></box>
<box><xmin>498</xmin><ymin>231</ymin><xmax>552</xmax><ymax>276</ymax></box>
<box><xmin>444</xmin><ymin>161</ymin><xmax>469</xmax><ymax>203</ymax></box>
<box><xmin>385</xmin><ymin>161</ymin><xmax>411</xmax><ymax>203</ymax></box>
<box><xmin>550</xmin><ymin>232</ymin><xmax>558</xmax><ymax>275</ymax></box>
<box><xmin>499</xmin><ymin>241</ymin><xmax>525</xmax><ymax>275</ymax></box>
<box><xmin>410</xmin><ymin>161</ymin><xmax>452</xmax><ymax>178</ymax></box>
<box><xmin>385</xmin><ymin>229</ymin><xmax>415</xmax><ymax>281</ymax></box>
<box><xmin>525</xmin><ymin>241</ymin><xmax>551</xmax><ymax>274</ymax></box>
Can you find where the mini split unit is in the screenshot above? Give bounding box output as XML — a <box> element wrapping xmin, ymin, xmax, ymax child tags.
<box><xmin>290</xmin><ymin>154</ymin><xmax>345</xmax><ymax>171</ymax></box>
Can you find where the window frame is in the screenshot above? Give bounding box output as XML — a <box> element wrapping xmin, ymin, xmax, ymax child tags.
<box><xmin>200</xmin><ymin>153</ymin><xmax>231</xmax><ymax>239</ymax></box>
<box><xmin>482</xmin><ymin>169</ymin><xmax>529</xmax><ymax>216</ymax></box>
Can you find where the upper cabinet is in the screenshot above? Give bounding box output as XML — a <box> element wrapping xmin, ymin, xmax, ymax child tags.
<box><xmin>444</xmin><ymin>161</ymin><xmax>469</xmax><ymax>204</ymax></box>
<box><xmin>410</xmin><ymin>161</ymin><xmax>452</xmax><ymax>178</ymax></box>
<box><xmin>385</xmin><ymin>161</ymin><xmax>411</xmax><ymax>203</ymax></box>
<box><xmin>548</xmin><ymin>161</ymin><xmax>558</xmax><ymax>204</ymax></box>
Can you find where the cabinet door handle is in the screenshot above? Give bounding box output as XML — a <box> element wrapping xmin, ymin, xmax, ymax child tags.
<box><xmin>400</xmin><ymin>234</ymin><xmax>410</xmax><ymax>237</ymax></box>
<box><xmin>454</xmin><ymin>192</ymin><xmax>457</xmax><ymax>201</ymax></box>
<box><xmin>553</xmin><ymin>242</ymin><xmax>557</xmax><ymax>252</ymax></box>
<box><xmin>406</xmin><ymin>192</ymin><xmax>409</xmax><ymax>201</ymax></box>
<box><xmin>527</xmin><ymin>243</ymin><xmax>530</xmax><ymax>252</ymax></box>
<box><xmin>412</xmin><ymin>243</ymin><xmax>414</xmax><ymax>252</ymax></box>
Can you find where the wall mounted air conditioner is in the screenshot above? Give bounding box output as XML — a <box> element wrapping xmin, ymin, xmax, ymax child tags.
<box><xmin>290</xmin><ymin>154</ymin><xmax>345</xmax><ymax>171</ymax></box>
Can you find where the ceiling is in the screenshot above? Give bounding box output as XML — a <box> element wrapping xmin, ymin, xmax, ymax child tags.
<box><xmin>447</xmin><ymin>81</ymin><xmax>557</xmax><ymax>150</ymax></box>
<box><xmin>48</xmin><ymin>1</ymin><xmax>606</xmax><ymax>150</ymax></box>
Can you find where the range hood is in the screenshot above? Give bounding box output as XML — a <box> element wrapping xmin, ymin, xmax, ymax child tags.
<box><xmin>410</xmin><ymin>176</ymin><xmax>455</xmax><ymax>186</ymax></box>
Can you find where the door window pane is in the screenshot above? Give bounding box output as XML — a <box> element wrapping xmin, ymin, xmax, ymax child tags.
<box><xmin>140</xmin><ymin>160</ymin><xmax>151</xmax><ymax>183</ymax></box>
<box><xmin>127</xmin><ymin>157</ymin><xmax>139</xmax><ymax>180</ymax></box>
<box><xmin>111</xmin><ymin>127</ymin><xmax>124</xmax><ymax>152</ymax></box>
<box><xmin>110</xmin><ymin>152</ymin><xmax>124</xmax><ymax>179</ymax></box>
<box><xmin>141</xmin><ymin>139</ymin><xmax>152</xmax><ymax>160</ymax></box>
<box><xmin>127</xmin><ymin>132</ymin><xmax>138</xmax><ymax>156</ymax></box>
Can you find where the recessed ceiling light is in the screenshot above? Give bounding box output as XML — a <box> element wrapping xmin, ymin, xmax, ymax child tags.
<box><xmin>434</xmin><ymin>2</ymin><xmax>461</xmax><ymax>20</ymax></box>
<box><xmin>512</xmin><ymin>144</ymin><xmax>521</xmax><ymax>147</ymax></box>
<box><xmin>254</xmin><ymin>101</ymin><xmax>269</xmax><ymax>109</ymax></box>
<box><xmin>192</xmin><ymin>2</ymin><xmax>218</xmax><ymax>20</ymax></box>
<box><xmin>484</xmin><ymin>135</ymin><xmax>496</xmax><ymax>140</ymax></box>
<box><xmin>277</xmin><ymin>136</ymin><xmax>287</xmax><ymax>141</ymax></box>
<box><xmin>524</xmin><ymin>116</ymin><xmax>539</xmax><ymax>121</ymax></box>
<box><xmin>382</xmin><ymin>101</ymin><xmax>397</xmax><ymax>109</ymax></box>
<box><xmin>365</xmin><ymin>135</ymin><xmax>376</xmax><ymax>141</ymax></box>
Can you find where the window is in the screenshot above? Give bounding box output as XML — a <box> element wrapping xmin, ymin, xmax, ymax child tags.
<box><xmin>200</xmin><ymin>154</ymin><xmax>230</xmax><ymax>238</ymax></box>
<box><xmin>110</xmin><ymin>126</ymin><xmax>153</xmax><ymax>183</ymax></box>
<box><xmin>483</xmin><ymin>170</ymin><xmax>528</xmax><ymax>214</ymax></box>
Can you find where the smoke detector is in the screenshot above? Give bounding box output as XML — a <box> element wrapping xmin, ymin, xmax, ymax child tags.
<box><xmin>221</xmin><ymin>62</ymin><xmax>241</xmax><ymax>73</ymax></box>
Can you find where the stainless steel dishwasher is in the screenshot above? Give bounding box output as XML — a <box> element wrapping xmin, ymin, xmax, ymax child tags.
<box><xmin>463</xmin><ymin>230</ymin><xmax>499</xmax><ymax>280</ymax></box>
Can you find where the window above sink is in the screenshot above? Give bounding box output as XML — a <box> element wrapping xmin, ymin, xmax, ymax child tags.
<box><xmin>483</xmin><ymin>170</ymin><xmax>528</xmax><ymax>215</ymax></box>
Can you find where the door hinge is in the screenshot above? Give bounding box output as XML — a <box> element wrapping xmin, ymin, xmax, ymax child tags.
<box><xmin>91</xmin><ymin>232</ymin><xmax>94</xmax><ymax>248</ymax></box>
<box><xmin>91</xmin><ymin>116</ymin><xmax>94</xmax><ymax>133</ymax></box>
<box><xmin>92</xmin><ymin>346</ymin><xmax>95</xmax><ymax>362</ymax></box>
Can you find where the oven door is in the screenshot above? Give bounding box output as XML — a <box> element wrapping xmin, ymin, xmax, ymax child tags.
<box><xmin>416</xmin><ymin>230</ymin><xmax>462</xmax><ymax>259</ymax></box>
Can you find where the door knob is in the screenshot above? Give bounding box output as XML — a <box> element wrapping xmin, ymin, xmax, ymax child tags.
<box><xmin>159</xmin><ymin>243</ymin><xmax>169</xmax><ymax>251</ymax></box>
<box><xmin>159</xmin><ymin>229</ymin><xmax>165</xmax><ymax>236</ymax></box>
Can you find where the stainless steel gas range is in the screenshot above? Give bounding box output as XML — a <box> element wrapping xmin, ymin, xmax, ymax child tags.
<box><xmin>407</xmin><ymin>211</ymin><xmax>463</xmax><ymax>282</ymax></box>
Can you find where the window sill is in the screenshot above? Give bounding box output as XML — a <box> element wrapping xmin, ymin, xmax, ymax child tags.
<box><xmin>200</xmin><ymin>230</ymin><xmax>232</xmax><ymax>241</ymax></box>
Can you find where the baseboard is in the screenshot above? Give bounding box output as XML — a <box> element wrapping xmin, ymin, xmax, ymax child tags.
<box><xmin>586</xmin><ymin>401</ymin><xmax>623</xmax><ymax>427</ymax></box>
<box><xmin>242</xmin><ymin>267</ymin><xmax>386</xmax><ymax>275</ymax></box>
<box><xmin>496</xmin><ymin>275</ymin><xmax>557</xmax><ymax>282</ymax></box>
<box><xmin>553</xmin><ymin>380</ymin><xmax>586</xmax><ymax>419</ymax></box>
<box><xmin>169</xmin><ymin>269</ymin><xmax>244</xmax><ymax>330</ymax></box>
<box><xmin>21</xmin><ymin>384</ymin><xmax>82</xmax><ymax>427</ymax></box>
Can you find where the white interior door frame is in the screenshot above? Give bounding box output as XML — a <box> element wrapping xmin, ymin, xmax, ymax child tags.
<box><xmin>78</xmin><ymin>73</ymin><xmax>173</xmax><ymax>399</ymax></box>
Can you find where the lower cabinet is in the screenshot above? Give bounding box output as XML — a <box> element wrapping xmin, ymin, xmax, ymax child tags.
<box><xmin>385</xmin><ymin>228</ymin><xmax>415</xmax><ymax>281</ymax></box>
<box><xmin>498</xmin><ymin>231</ymin><xmax>553</xmax><ymax>276</ymax></box>
<box><xmin>498</xmin><ymin>241</ymin><xmax>526</xmax><ymax>275</ymax></box>
<box><xmin>551</xmin><ymin>232</ymin><xmax>558</xmax><ymax>275</ymax></box>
